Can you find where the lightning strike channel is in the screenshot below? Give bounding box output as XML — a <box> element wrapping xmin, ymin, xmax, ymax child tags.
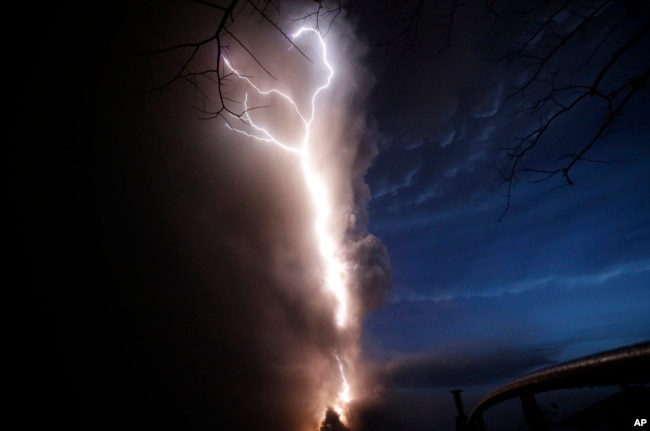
<box><xmin>223</xmin><ymin>27</ymin><xmax>354</xmax><ymax>416</ymax></box>
<box><xmin>335</xmin><ymin>353</ymin><xmax>351</xmax><ymax>405</ymax></box>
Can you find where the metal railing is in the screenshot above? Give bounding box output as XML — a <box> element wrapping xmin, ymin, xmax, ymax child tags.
<box><xmin>456</xmin><ymin>341</ymin><xmax>650</xmax><ymax>431</ymax></box>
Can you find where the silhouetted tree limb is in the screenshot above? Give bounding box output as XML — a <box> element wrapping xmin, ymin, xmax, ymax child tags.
<box><xmin>379</xmin><ymin>0</ymin><xmax>650</xmax><ymax>219</ymax></box>
<box><xmin>373</xmin><ymin>0</ymin><xmax>460</xmax><ymax>58</ymax></box>
<box><xmin>495</xmin><ymin>0</ymin><xmax>650</xmax><ymax>219</ymax></box>
<box><xmin>130</xmin><ymin>0</ymin><xmax>347</xmax><ymax>120</ymax></box>
<box><xmin>291</xmin><ymin>0</ymin><xmax>346</xmax><ymax>35</ymax></box>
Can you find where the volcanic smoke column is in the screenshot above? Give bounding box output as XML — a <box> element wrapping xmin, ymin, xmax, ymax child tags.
<box><xmin>223</xmin><ymin>26</ymin><xmax>360</xmax><ymax>420</ymax></box>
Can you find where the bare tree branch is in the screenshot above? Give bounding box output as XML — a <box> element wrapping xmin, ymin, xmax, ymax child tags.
<box><xmin>487</xmin><ymin>1</ymin><xmax>650</xmax><ymax>218</ymax></box>
<box><xmin>130</xmin><ymin>0</ymin><xmax>346</xmax><ymax>121</ymax></box>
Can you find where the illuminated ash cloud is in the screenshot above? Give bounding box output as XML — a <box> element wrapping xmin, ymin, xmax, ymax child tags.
<box><xmin>220</xmin><ymin>3</ymin><xmax>392</xmax><ymax>428</ymax></box>
<box><xmin>32</xmin><ymin>1</ymin><xmax>392</xmax><ymax>431</ymax></box>
<box><xmin>347</xmin><ymin>233</ymin><xmax>392</xmax><ymax>315</ymax></box>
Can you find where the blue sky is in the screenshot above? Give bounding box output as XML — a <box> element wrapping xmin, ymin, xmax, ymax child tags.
<box><xmin>355</xmin><ymin>0</ymin><xmax>650</xmax><ymax>397</ymax></box>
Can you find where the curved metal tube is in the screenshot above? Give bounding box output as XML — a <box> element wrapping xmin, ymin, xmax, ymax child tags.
<box><xmin>467</xmin><ymin>341</ymin><xmax>650</xmax><ymax>427</ymax></box>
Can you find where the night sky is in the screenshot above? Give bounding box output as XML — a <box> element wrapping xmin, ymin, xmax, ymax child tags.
<box><xmin>18</xmin><ymin>1</ymin><xmax>649</xmax><ymax>430</ymax></box>
<box><xmin>359</xmin><ymin>0</ymin><xmax>650</xmax><ymax>368</ymax></box>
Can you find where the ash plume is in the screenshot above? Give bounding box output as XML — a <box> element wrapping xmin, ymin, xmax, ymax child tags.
<box><xmin>209</xmin><ymin>4</ymin><xmax>393</xmax><ymax>426</ymax></box>
<box><xmin>40</xmin><ymin>2</ymin><xmax>392</xmax><ymax>430</ymax></box>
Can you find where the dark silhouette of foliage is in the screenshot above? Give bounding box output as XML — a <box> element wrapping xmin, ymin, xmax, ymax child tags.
<box><xmin>320</xmin><ymin>408</ymin><xmax>351</xmax><ymax>431</ymax></box>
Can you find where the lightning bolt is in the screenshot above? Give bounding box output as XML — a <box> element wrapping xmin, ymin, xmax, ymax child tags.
<box><xmin>335</xmin><ymin>353</ymin><xmax>351</xmax><ymax>405</ymax></box>
<box><xmin>223</xmin><ymin>27</ymin><xmax>353</xmax><ymax>417</ymax></box>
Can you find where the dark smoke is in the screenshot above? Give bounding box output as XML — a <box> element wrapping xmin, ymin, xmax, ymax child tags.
<box><xmin>24</xmin><ymin>1</ymin><xmax>391</xmax><ymax>430</ymax></box>
<box><xmin>320</xmin><ymin>408</ymin><xmax>351</xmax><ymax>431</ymax></box>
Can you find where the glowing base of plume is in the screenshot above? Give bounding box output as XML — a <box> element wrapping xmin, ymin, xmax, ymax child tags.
<box><xmin>318</xmin><ymin>407</ymin><xmax>350</xmax><ymax>431</ymax></box>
